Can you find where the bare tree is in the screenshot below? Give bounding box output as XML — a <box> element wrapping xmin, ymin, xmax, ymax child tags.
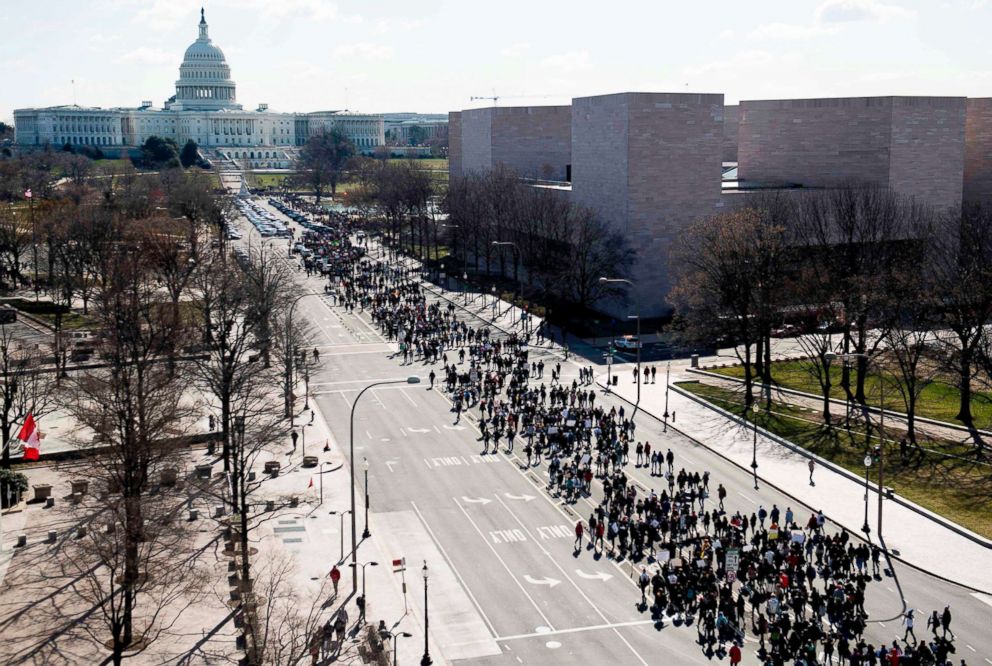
<box><xmin>62</xmin><ymin>223</ymin><xmax>198</xmax><ymax>662</ymax></box>
<box><xmin>930</xmin><ymin>204</ymin><xmax>992</xmax><ymax>443</ymax></box>
<box><xmin>671</xmin><ymin>208</ymin><xmax>787</xmax><ymax>409</ymax></box>
<box><xmin>249</xmin><ymin>552</ymin><xmax>333</xmax><ymax>666</ymax></box>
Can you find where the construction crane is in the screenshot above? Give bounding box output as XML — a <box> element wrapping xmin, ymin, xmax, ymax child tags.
<box><xmin>469</xmin><ymin>93</ymin><xmax>554</xmax><ymax>107</ymax></box>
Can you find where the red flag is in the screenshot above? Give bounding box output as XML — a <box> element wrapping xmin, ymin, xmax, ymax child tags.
<box><xmin>18</xmin><ymin>413</ymin><xmax>40</xmax><ymax>461</ymax></box>
<box><xmin>308</xmin><ymin>477</ymin><xmax>314</xmax><ymax>489</ymax></box>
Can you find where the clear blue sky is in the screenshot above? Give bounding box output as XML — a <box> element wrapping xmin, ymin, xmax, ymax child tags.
<box><xmin>2</xmin><ymin>0</ymin><xmax>990</xmax><ymax>123</ymax></box>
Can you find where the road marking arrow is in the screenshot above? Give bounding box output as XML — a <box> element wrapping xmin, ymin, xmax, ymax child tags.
<box><xmin>523</xmin><ymin>575</ymin><xmax>561</xmax><ymax>588</ymax></box>
<box><xmin>443</xmin><ymin>425</ymin><xmax>466</xmax><ymax>431</ymax></box>
<box><xmin>461</xmin><ymin>496</ymin><xmax>492</xmax><ymax>505</ymax></box>
<box><xmin>504</xmin><ymin>493</ymin><xmax>536</xmax><ymax>502</ymax></box>
<box><xmin>406</xmin><ymin>427</ymin><xmax>431</xmax><ymax>434</ymax></box>
<box><xmin>575</xmin><ymin>569</ymin><xmax>613</xmax><ymax>582</ymax></box>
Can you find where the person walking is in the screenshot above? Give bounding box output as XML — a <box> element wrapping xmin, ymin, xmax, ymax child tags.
<box><xmin>330</xmin><ymin>564</ymin><xmax>341</xmax><ymax>597</ymax></box>
<box><xmin>428</xmin><ymin>369</ymin><xmax>436</xmax><ymax>390</ymax></box>
<box><xmin>941</xmin><ymin>605</ymin><xmax>954</xmax><ymax>639</ymax></box>
<box><xmin>903</xmin><ymin>609</ymin><xmax>917</xmax><ymax>643</ymax></box>
<box><xmin>808</xmin><ymin>458</ymin><xmax>816</xmax><ymax>486</ymax></box>
<box><xmin>638</xmin><ymin>567</ymin><xmax>650</xmax><ymax>606</ymax></box>
<box><xmin>574</xmin><ymin>520</ymin><xmax>584</xmax><ymax>552</ymax></box>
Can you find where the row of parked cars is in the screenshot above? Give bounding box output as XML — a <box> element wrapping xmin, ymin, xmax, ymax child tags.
<box><xmin>267</xmin><ymin>198</ymin><xmax>335</xmax><ymax>235</ymax></box>
<box><xmin>235</xmin><ymin>198</ymin><xmax>292</xmax><ymax>238</ymax></box>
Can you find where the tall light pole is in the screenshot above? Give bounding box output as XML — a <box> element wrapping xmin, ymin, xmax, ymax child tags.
<box><xmin>362</xmin><ymin>457</ymin><xmax>371</xmax><ymax>539</ymax></box>
<box><xmin>349</xmin><ymin>560</ymin><xmax>379</xmax><ymax>624</ymax></box>
<box><xmin>492</xmin><ymin>241</ymin><xmax>520</xmax><ymax>324</ymax></box>
<box><xmin>284</xmin><ymin>291</ymin><xmax>321</xmax><ymax>418</ymax></box>
<box><xmin>462</xmin><ymin>272</ymin><xmax>468</xmax><ymax>305</ymax></box>
<box><xmin>599</xmin><ymin>277</ymin><xmax>637</xmax><ymax>409</ymax></box>
<box><xmin>350</xmin><ymin>377</ymin><xmax>421</xmax><ymax>592</ymax></box>
<box><xmin>627</xmin><ymin>314</ymin><xmax>641</xmax><ymax>408</ymax></box>
<box><xmin>826</xmin><ymin>351</ymin><xmax>886</xmax><ymax>540</ymax></box>
<box><xmin>420</xmin><ymin>561</ymin><xmax>432</xmax><ymax>666</ymax></box>
<box><xmin>862</xmin><ymin>453</ymin><xmax>873</xmax><ymax>537</ymax></box>
<box><xmin>663</xmin><ymin>361</ymin><xmax>671</xmax><ymax>432</ymax></box>
<box><xmin>328</xmin><ymin>509</ymin><xmax>351</xmax><ymax>564</ymax></box>
<box><xmin>390</xmin><ymin>631</ymin><xmax>413</xmax><ymax>666</ymax></box>
<box><xmin>751</xmin><ymin>404</ymin><xmax>759</xmax><ymax>490</ymax></box>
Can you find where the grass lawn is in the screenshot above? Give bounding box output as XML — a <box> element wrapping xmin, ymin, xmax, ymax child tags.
<box><xmin>679</xmin><ymin>380</ymin><xmax>992</xmax><ymax>539</ymax></box>
<box><xmin>92</xmin><ymin>158</ymin><xmax>132</xmax><ymax>174</ymax></box>
<box><xmin>389</xmin><ymin>157</ymin><xmax>448</xmax><ymax>170</ymax></box>
<box><xmin>710</xmin><ymin>360</ymin><xmax>992</xmax><ymax>431</ymax></box>
<box><xmin>6</xmin><ymin>297</ymin><xmax>97</xmax><ymax>331</ymax></box>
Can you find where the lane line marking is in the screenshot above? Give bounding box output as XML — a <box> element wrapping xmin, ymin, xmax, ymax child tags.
<box><xmin>410</xmin><ymin>500</ymin><xmax>498</xmax><ymax>638</ymax></box>
<box><xmin>493</xmin><ymin>495</ymin><xmax>649</xmax><ymax>666</ymax></box>
<box><xmin>453</xmin><ymin>496</ymin><xmax>556</xmax><ymax>631</ymax></box>
<box><xmin>448</xmin><ymin>619</ymin><xmax>657</xmax><ymax>646</ymax></box>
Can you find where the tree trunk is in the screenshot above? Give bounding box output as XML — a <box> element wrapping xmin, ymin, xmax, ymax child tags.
<box><xmin>956</xmin><ymin>343</ymin><xmax>974</xmax><ymax>428</ymax></box>
<box><xmin>742</xmin><ymin>342</ymin><xmax>754</xmax><ymax>410</ymax></box>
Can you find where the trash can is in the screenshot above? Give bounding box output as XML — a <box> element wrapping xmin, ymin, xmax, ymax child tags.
<box><xmin>612</xmin><ymin>375</ymin><xmax>618</xmax><ymax>387</ymax></box>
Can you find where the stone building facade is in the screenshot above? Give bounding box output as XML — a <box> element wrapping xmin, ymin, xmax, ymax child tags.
<box><xmin>455</xmin><ymin>106</ymin><xmax>572</xmax><ymax>181</ymax></box>
<box><xmin>571</xmin><ymin>93</ymin><xmax>726</xmax><ymax>315</ymax></box>
<box><xmin>448</xmin><ymin>112</ymin><xmax>462</xmax><ymax>179</ymax></box>
<box><xmin>723</xmin><ymin>104</ymin><xmax>739</xmax><ymax>163</ymax></box>
<box><xmin>964</xmin><ymin>98</ymin><xmax>992</xmax><ymax>206</ymax></box>
<box><xmin>738</xmin><ymin>96</ymin><xmax>967</xmax><ymax>211</ymax></box>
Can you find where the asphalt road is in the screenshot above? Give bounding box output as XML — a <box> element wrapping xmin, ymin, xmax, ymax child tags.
<box><xmin>240</xmin><ymin>204</ymin><xmax>992</xmax><ymax>665</ymax></box>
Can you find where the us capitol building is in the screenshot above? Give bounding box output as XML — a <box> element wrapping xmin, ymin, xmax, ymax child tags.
<box><xmin>13</xmin><ymin>9</ymin><xmax>384</xmax><ymax>169</ymax></box>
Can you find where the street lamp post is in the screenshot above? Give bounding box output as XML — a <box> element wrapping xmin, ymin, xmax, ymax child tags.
<box><xmin>627</xmin><ymin>314</ymin><xmax>641</xmax><ymax>408</ymax></box>
<box><xmin>348</xmin><ymin>560</ymin><xmax>379</xmax><ymax>624</ymax></box>
<box><xmin>826</xmin><ymin>351</ymin><xmax>886</xmax><ymax>541</ymax></box>
<box><xmin>491</xmin><ymin>284</ymin><xmax>497</xmax><ymax>318</ymax></box>
<box><xmin>328</xmin><ymin>509</ymin><xmax>351</xmax><ymax>564</ymax></box>
<box><xmin>284</xmin><ymin>291</ymin><xmax>320</xmax><ymax>418</ymax></box>
<box><xmin>751</xmin><ymin>404</ymin><xmax>760</xmax><ymax>490</ymax></box>
<box><xmin>350</xmin><ymin>377</ymin><xmax>421</xmax><ymax>592</ymax></box>
<box><xmin>492</xmin><ymin>241</ymin><xmax>520</xmax><ymax>326</ymax></box>
<box><xmin>599</xmin><ymin>276</ymin><xmax>637</xmax><ymax>403</ymax></box>
<box><xmin>420</xmin><ymin>561</ymin><xmax>432</xmax><ymax>666</ymax></box>
<box><xmin>462</xmin><ymin>272</ymin><xmax>468</xmax><ymax>305</ymax></box>
<box><xmin>362</xmin><ymin>457</ymin><xmax>371</xmax><ymax>539</ymax></box>
<box><xmin>390</xmin><ymin>631</ymin><xmax>413</xmax><ymax>666</ymax></box>
<box><xmin>862</xmin><ymin>453</ymin><xmax>873</xmax><ymax>536</ymax></box>
<box><xmin>663</xmin><ymin>362</ymin><xmax>671</xmax><ymax>432</ymax></box>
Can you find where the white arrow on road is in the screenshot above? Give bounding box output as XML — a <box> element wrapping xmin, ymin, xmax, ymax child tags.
<box><xmin>575</xmin><ymin>569</ymin><xmax>613</xmax><ymax>582</ymax></box>
<box><xmin>406</xmin><ymin>427</ymin><xmax>431</xmax><ymax>434</ymax></box>
<box><xmin>523</xmin><ymin>575</ymin><xmax>561</xmax><ymax>588</ymax></box>
<box><xmin>443</xmin><ymin>425</ymin><xmax>466</xmax><ymax>431</ymax></box>
<box><xmin>504</xmin><ymin>493</ymin><xmax>536</xmax><ymax>502</ymax></box>
<box><xmin>461</xmin><ymin>496</ymin><xmax>492</xmax><ymax>505</ymax></box>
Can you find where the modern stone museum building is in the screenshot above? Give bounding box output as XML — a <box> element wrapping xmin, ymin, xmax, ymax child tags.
<box><xmin>13</xmin><ymin>10</ymin><xmax>385</xmax><ymax>169</ymax></box>
<box><xmin>450</xmin><ymin>92</ymin><xmax>992</xmax><ymax>315</ymax></box>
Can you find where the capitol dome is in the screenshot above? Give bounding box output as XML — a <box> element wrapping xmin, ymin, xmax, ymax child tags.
<box><xmin>171</xmin><ymin>9</ymin><xmax>242</xmax><ymax>111</ymax></box>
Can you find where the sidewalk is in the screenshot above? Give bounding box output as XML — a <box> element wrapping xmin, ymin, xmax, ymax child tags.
<box><xmin>599</xmin><ymin>361</ymin><xmax>992</xmax><ymax>594</ymax></box>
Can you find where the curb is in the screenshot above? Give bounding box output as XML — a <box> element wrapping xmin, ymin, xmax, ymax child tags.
<box><xmin>687</xmin><ymin>367</ymin><xmax>992</xmax><ymax>440</ymax></box>
<box><xmin>597</xmin><ymin>377</ymin><xmax>992</xmax><ymax>595</ymax></box>
<box><xmin>670</xmin><ymin>382</ymin><xmax>992</xmax><ymax>551</ymax></box>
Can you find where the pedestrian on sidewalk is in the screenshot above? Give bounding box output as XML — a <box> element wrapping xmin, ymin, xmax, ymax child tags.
<box><xmin>291</xmin><ymin>429</ymin><xmax>299</xmax><ymax>453</ymax></box>
<box><xmin>330</xmin><ymin>564</ymin><xmax>341</xmax><ymax>597</ymax></box>
<box><xmin>808</xmin><ymin>459</ymin><xmax>816</xmax><ymax>486</ymax></box>
<box><xmin>651</xmin><ymin>366</ymin><xmax>657</xmax><ymax>384</ymax></box>
<box><xmin>429</xmin><ymin>369</ymin><xmax>436</xmax><ymax>389</ymax></box>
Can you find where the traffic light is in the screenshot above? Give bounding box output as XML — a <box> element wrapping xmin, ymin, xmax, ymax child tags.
<box><xmin>872</xmin><ymin>446</ymin><xmax>881</xmax><ymax>464</ymax></box>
